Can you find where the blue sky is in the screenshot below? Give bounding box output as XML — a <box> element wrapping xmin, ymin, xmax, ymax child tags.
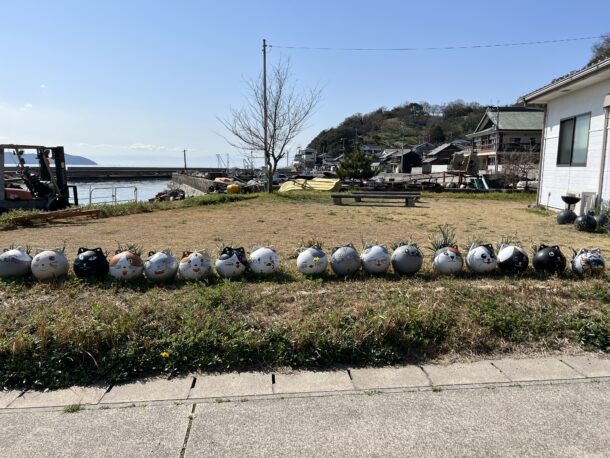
<box><xmin>0</xmin><ymin>0</ymin><xmax>608</xmax><ymax>166</ymax></box>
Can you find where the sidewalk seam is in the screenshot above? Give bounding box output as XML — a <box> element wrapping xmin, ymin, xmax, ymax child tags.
<box><xmin>180</xmin><ymin>403</ymin><xmax>197</xmax><ymax>458</ymax></box>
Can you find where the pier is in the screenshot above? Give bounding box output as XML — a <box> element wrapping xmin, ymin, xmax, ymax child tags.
<box><xmin>3</xmin><ymin>166</ymin><xmax>227</xmax><ymax>181</ymax></box>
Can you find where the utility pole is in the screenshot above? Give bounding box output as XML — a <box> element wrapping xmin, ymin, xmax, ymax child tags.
<box><xmin>183</xmin><ymin>149</ymin><xmax>187</xmax><ymax>172</ymax></box>
<box><xmin>262</xmin><ymin>38</ymin><xmax>270</xmax><ymax>192</ymax></box>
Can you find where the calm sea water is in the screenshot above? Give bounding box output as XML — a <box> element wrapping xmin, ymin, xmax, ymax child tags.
<box><xmin>69</xmin><ymin>179</ymin><xmax>170</xmax><ymax>204</ymax></box>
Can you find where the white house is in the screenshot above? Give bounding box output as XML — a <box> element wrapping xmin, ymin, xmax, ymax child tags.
<box><xmin>521</xmin><ymin>57</ymin><xmax>610</xmax><ymax>212</ymax></box>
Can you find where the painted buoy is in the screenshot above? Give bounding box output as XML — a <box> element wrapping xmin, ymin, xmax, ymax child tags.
<box><xmin>391</xmin><ymin>244</ymin><xmax>423</xmax><ymax>275</ymax></box>
<box><xmin>296</xmin><ymin>246</ymin><xmax>328</xmax><ymax>275</ymax></box>
<box><xmin>330</xmin><ymin>244</ymin><xmax>361</xmax><ymax>277</ymax></box>
<box><xmin>432</xmin><ymin>246</ymin><xmax>463</xmax><ymax>275</ymax></box>
<box><xmin>144</xmin><ymin>250</ymin><xmax>178</xmax><ymax>282</ymax></box>
<box><xmin>73</xmin><ymin>247</ymin><xmax>109</xmax><ymax>278</ymax></box>
<box><xmin>109</xmin><ymin>251</ymin><xmax>144</xmax><ymax>281</ymax></box>
<box><xmin>361</xmin><ymin>244</ymin><xmax>390</xmax><ymax>274</ymax></box>
<box><xmin>31</xmin><ymin>249</ymin><xmax>69</xmax><ymax>280</ymax></box>
<box><xmin>466</xmin><ymin>244</ymin><xmax>497</xmax><ymax>274</ymax></box>
<box><xmin>532</xmin><ymin>245</ymin><xmax>566</xmax><ymax>273</ymax></box>
<box><xmin>215</xmin><ymin>247</ymin><xmax>248</xmax><ymax>279</ymax></box>
<box><xmin>570</xmin><ymin>248</ymin><xmax>605</xmax><ymax>276</ymax></box>
<box><xmin>179</xmin><ymin>251</ymin><xmax>212</xmax><ymax>280</ymax></box>
<box><xmin>497</xmin><ymin>244</ymin><xmax>529</xmax><ymax>272</ymax></box>
<box><xmin>249</xmin><ymin>247</ymin><xmax>280</xmax><ymax>274</ymax></box>
<box><xmin>0</xmin><ymin>247</ymin><xmax>32</xmax><ymax>278</ymax></box>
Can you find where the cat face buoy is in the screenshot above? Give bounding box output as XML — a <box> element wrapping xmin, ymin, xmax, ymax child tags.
<box><xmin>497</xmin><ymin>244</ymin><xmax>529</xmax><ymax>273</ymax></box>
<box><xmin>0</xmin><ymin>246</ymin><xmax>32</xmax><ymax>278</ymax></box>
<box><xmin>73</xmin><ymin>247</ymin><xmax>109</xmax><ymax>278</ymax></box>
<box><xmin>466</xmin><ymin>244</ymin><xmax>497</xmax><ymax>274</ymax></box>
<box><xmin>144</xmin><ymin>250</ymin><xmax>178</xmax><ymax>282</ymax></box>
<box><xmin>391</xmin><ymin>244</ymin><xmax>423</xmax><ymax>275</ymax></box>
<box><xmin>31</xmin><ymin>249</ymin><xmax>69</xmax><ymax>281</ymax></box>
<box><xmin>215</xmin><ymin>247</ymin><xmax>247</xmax><ymax>279</ymax></box>
<box><xmin>249</xmin><ymin>247</ymin><xmax>280</xmax><ymax>275</ymax></box>
<box><xmin>109</xmin><ymin>251</ymin><xmax>144</xmax><ymax>281</ymax></box>
<box><xmin>296</xmin><ymin>246</ymin><xmax>328</xmax><ymax>275</ymax></box>
<box><xmin>433</xmin><ymin>246</ymin><xmax>463</xmax><ymax>275</ymax></box>
<box><xmin>571</xmin><ymin>248</ymin><xmax>605</xmax><ymax>276</ymax></box>
<box><xmin>361</xmin><ymin>244</ymin><xmax>390</xmax><ymax>274</ymax></box>
<box><xmin>532</xmin><ymin>245</ymin><xmax>566</xmax><ymax>273</ymax></box>
<box><xmin>330</xmin><ymin>244</ymin><xmax>361</xmax><ymax>277</ymax></box>
<box><xmin>179</xmin><ymin>251</ymin><xmax>212</xmax><ymax>280</ymax></box>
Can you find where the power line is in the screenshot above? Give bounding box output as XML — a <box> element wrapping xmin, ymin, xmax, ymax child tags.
<box><xmin>268</xmin><ymin>35</ymin><xmax>606</xmax><ymax>52</ymax></box>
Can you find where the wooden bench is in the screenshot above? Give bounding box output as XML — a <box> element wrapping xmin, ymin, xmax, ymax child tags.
<box><xmin>331</xmin><ymin>192</ymin><xmax>420</xmax><ymax>207</ymax></box>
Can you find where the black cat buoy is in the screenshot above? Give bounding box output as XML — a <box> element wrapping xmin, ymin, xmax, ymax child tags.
<box><xmin>557</xmin><ymin>195</ymin><xmax>580</xmax><ymax>225</ymax></box>
<box><xmin>574</xmin><ymin>213</ymin><xmax>597</xmax><ymax>232</ymax></box>
<box><xmin>533</xmin><ymin>245</ymin><xmax>566</xmax><ymax>273</ymax></box>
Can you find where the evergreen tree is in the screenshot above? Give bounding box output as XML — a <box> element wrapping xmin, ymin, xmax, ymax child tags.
<box><xmin>336</xmin><ymin>148</ymin><xmax>375</xmax><ymax>180</ymax></box>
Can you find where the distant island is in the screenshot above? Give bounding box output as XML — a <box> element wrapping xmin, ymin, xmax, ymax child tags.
<box><xmin>4</xmin><ymin>153</ymin><xmax>97</xmax><ymax>166</ymax></box>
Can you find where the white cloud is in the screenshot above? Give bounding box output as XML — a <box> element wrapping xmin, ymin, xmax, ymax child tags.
<box><xmin>128</xmin><ymin>143</ymin><xmax>167</xmax><ymax>151</ymax></box>
<box><xmin>19</xmin><ymin>103</ymin><xmax>33</xmax><ymax>112</ymax></box>
<box><xmin>39</xmin><ymin>84</ymin><xmax>46</xmax><ymax>89</ymax></box>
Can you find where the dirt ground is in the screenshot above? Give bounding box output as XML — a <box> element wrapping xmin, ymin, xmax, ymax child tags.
<box><xmin>1</xmin><ymin>195</ymin><xmax>609</xmax><ymax>263</ymax></box>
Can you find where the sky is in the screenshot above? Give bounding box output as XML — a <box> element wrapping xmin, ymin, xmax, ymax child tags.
<box><xmin>0</xmin><ymin>0</ymin><xmax>608</xmax><ymax>167</ymax></box>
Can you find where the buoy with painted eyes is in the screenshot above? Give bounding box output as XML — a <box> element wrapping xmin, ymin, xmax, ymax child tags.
<box><xmin>391</xmin><ymin>243</ymin><xmax>423</xmax><ymax>275</ymax></box>
<box><xmin>497</xmin><ymin>244</ymin><xmax>529</xmax><ymax>272</ymax></box>
<box><xmin>432</xmin><ymin>246</ymin><xmax>463</xmax><ymax>275</ymax></box>
<box><xmin>31</xmin><ymin>249</ymin><xmax>69</xmax><ymax>280</ymax></box>
<box><xmin>330</xmin><ymin>244</ymin><xmax>361</xmax><ymax>277</ymax></box>
<box><xmin>570</xmin><ymin>248</ymin><xmax>605</xmax><ymax>276</ymax></box>
<box><xmin>144</xmin><ymin>250</ymin><xmax>178</xmax><ymax>282</ymax></box>
<box><xmin>73</xmin><ymin>247</ymin><xmax>109</xmax><ymax>278</ymax></box>
<box><xmin>109</xmin><ymin>250</ymin><xmax>144</xmax><ymax>281</ymax></box>
<box><xmin>361</xmin><ymin>244</ymin><xmax>390</xmax><ymax>274</ymax></box>
<box><xmin>215</xmin><ymin>247</ymin><xmax>248</xmax><ymax>279</ymax></box>
<box><xmin>466</xmin><ymin>243</ymin><xmax>497</xmax><ymax>274</ymax></box>
<box><xmin>249</xmin><ymin>247</ymin><xmax>280</xmax><ymax>274</ymax></box>
<box><xmin>0</xmin><ymin>246</ymin><xmax>32</xmax><ymax>278</ymax></box>
<box><xmin>532</xmin><ymin>244</ymin><xmax>566</xmax><ymax>273</ymax></box>
<box><xmin>179</xmin><ymin>251</ymin><xmax>212</xmax><ymax>280</ymax></box>
<box><xmin>296</xmin><ymin>246</ymin><xmax>328</xmax><ymax>275</ymax></box>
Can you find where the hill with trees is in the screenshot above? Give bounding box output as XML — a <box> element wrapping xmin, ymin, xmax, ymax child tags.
<box><xmin>307</xmin><ymin>100</ymin><xmax>491</xmax><ymax>155</ymax></box>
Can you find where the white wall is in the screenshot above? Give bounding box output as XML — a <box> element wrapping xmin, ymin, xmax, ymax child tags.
<box><xmin>539</xmin><ymin>79</ymin><xmax>610</xmax><ymax>209</ymax></box>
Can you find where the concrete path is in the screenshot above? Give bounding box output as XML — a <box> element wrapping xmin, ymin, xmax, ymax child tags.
<box><xmin>0</xmin><ymin>355</ymin><xmax>609</xmax><ymax>456</ymax></box>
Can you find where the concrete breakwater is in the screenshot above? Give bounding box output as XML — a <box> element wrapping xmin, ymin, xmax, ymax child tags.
<box><xmin>170</xmin><ymin>173</ymin><xmax>216</xmax><ymax>197</ymax></box>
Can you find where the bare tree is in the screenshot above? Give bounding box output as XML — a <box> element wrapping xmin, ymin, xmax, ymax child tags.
<box><xmin>219</xmin><ymin>60</ymin><xmax>321</xmax><ymax>192</ymax></box>
<box><xmin>498</xmin><ymin>151</ymin><xmax>540</xmax><ymax>188</ymax></box>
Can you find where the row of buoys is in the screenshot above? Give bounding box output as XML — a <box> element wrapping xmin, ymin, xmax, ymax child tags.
<box><xmin>557</xmin><ymin>209</ymin><xmax>609</xmax><ymax>233</ymax></box>
<box><xmin>0</xmin><ymin>242</ymin><xmax>605</xmax><ymax>282</ymax></box>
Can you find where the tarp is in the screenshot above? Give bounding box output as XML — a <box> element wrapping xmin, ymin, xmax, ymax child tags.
<box><xmin>278</xmin><ymin>178</ymin><xmax>342</xmax><ymax>193</ymax></box>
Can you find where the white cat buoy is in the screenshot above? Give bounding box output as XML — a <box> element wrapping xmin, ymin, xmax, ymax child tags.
<box><xmin>497</xmin><ymin>244</ymin><xmax>529</xmax><ymax>273</ymax></box>
<box><xmin>144</xmin><ymin>250</ymin><xmax>178</xmax><ymax>282</ymax></box>
<box><xmin>109</xmin><ymin>251</ymin><xmax>144</xmax><ymax>281</ymax></box>
<box><xmin>571</xmin><ymin>248</ymin><xmax>605</xmax><ymax>276</ymax></box>
<box><xmin>330</xmin><ymin>244</ymin><xmax>361</xmax><ymax>277</ymax></box>
<box><xmin>179</xmin><ymin>251</ymin><xmax>212</xmax><ymax>280</ymax></box>
<box><xmin>361</xmin><ymin>244</ymin><xmax>390</xmax><ymax>274</ymax></box>
<box><xmin>296</xmin><ymin>246</ymin><xmax>328</xmax><ymax>275</ymax></box>
<box><xmin>249</xmin><ymin>247</ymin><xmax>280</xmax><ymax>274</ymax></box>
<box><xmin>31</xmin><ymin>249</ymin><xmax>69</xmax><ymax>280</ymax></box>
<box><xmin>466</xmin><ymin>244</ymin><xmax>497</xmax><ymax>274</ymax></box>
<box><xmin>432</xmin><ymin>246</ymin><xmax>463</xmax><ymax>275</ymax></box>
<box><xmin>215</xmin><ymin>247</ymin><xmax>248</xmax><ymax>279</ymax></box>
<box><xmin>391</xmin><ymin>244</ymin><xmax>423</xmax><ymax>275</ymax></box>
<box><xmin>0</xmin><ymin>246</ymin><xmax>32</xmax><ymax>278</ymax></box>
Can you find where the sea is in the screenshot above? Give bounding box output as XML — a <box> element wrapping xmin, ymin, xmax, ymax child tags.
<box><xmin>70</xmin><ymin>179</ymin><xmax>170</xmax><ymax>205</ymax></box>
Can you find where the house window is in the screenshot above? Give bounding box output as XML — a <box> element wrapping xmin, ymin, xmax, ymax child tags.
<box><xmin>557</xmin><ymin>113</ymin><xmax>590</xmax><ymax>166</ymax></box>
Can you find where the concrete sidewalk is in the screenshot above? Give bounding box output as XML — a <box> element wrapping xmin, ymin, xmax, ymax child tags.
<box><xmin>0</xmin><ymin>355</ymin><xmax>609</xmax><ymax>456</ymax></box>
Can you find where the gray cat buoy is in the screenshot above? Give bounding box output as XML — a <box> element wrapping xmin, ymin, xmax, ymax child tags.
<box><xmin>330</xmin><ymin>244</ymin><xmax>361</xmax><ymax>277</ymax></box>
<box><xmin>391</xmin><ymin>244</ymin><xmax>423</xmax><ymax>275</ymax></box>
<box><xmin>466</xmin><ymin>244</ymin><xmax>497</xmax><ymax>274</ymax></box>
<box><xmin>144</xmin><ymin>250</ymin><xmax>179</xmax><ymax>282</ymax></box>
<box><xmin>0</xmin><ymin>246</ymin><xmax>32</xmax><ymax>278</ymax></box>
<box><xmin>361</xmin><ymin>244</ymin><xmax>391</xmax><ymax>274</ymax></box>
<box><xmin>296</xmin><ymin>246</ymin><xmax>328</xmax><ymax>275</ymax></box>
<box><xmin>31</xmin><ymin>249</ymin><xmax>69</xmax><ymax>281</ymax></box>
<box><xmin>432</xmin><ymin>246</ymin><xmax>463</xmax><ymax>275</ymax></box>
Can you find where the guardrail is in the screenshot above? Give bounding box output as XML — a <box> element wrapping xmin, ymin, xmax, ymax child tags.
<box><xmin>88</xmin><ymin>186</ymin><xmax>138</xmax><ymax>205</ymax></box>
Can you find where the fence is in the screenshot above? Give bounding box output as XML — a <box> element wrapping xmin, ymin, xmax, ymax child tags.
<box><xmin>88</xmin><ymin>186</ymin><xmax>138</xmax><ymax>205</ymax></box>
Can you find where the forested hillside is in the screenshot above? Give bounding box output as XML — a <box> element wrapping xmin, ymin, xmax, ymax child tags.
<box><xmin>307</xmin><ymin>100</ymin><xmax>493</xmax><ymax>155</ymax></box>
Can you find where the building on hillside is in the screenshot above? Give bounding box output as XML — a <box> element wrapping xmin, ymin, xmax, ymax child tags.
<box><xmin>465</xmin><ymin>107</ymin><xmax>544</xmax><ymax>171</ymax></box>
<box><xmin>360</xmin><ymin>144</ymin><xmax>384</xmax><ymax>156</ymax></box>
<box><xmin>292</xmin><ymin>148</ymin><xmax>318</xmax><ymax>172</ymax></box>
<box><xmin>520</xmin><ymin>57</ymin><xmax>610</xmax><ymax>211</ymax></box>
<box><xmin>378</xmin><ymin>148</ymin><xmax>422</xmax><ymax>173</ymax></box>
<box><xmin>421</xmin><ymin>142</ymin><xmax>465</xmax><ymax>171</ymax></box>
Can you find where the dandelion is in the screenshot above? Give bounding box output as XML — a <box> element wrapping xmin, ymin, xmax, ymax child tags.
<box><xmin>161</xmin><ymin>351</ymin><xmax>169</xmax><ymax>359</ymax></box>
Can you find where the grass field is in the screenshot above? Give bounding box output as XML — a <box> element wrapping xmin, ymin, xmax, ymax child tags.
<box><xmin>0</xmin><ymin>191</ymin><xmax>608</xmax><ymax>389</ymax></box>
